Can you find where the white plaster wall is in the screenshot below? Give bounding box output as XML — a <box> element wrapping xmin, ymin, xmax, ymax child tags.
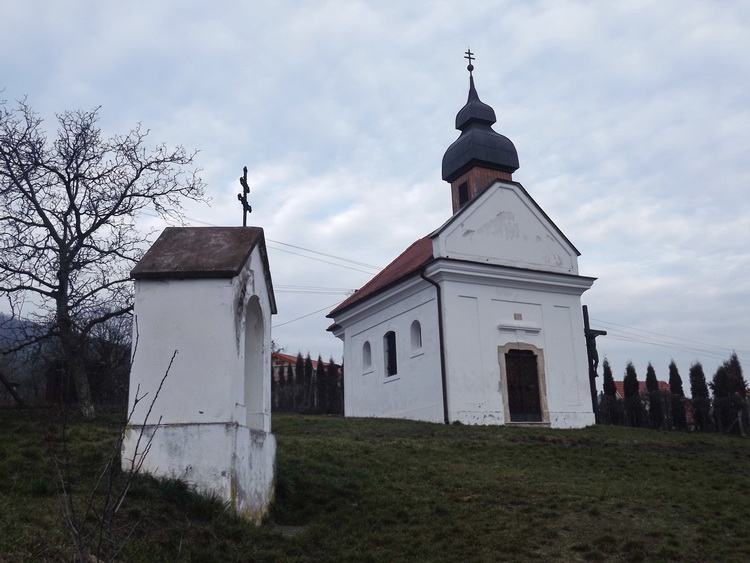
<box><xmin>122</xmin><ymin>423</ymin><xmax>276</xmax><ymax>522</ymax></box>
<box><xmin>129</xmin><ymin>277</ymin><xmax>239</xmax><ymax>425</ymax></box>
<box><xmin>127</xmin><ymin>246</ymin><xmax>274</xmax><ymax>431</ymax></box>
<box><xmin>124</xmin><ymin>245</ymin><xmax>276</xmax><ymax>518</ymax></box>
<box><xmin>434</xmin><ymin>182</ymin><xmax>579</xmax><ymax>275</ymax></box>
<box><xmin>339</xmin><ymin>282</ymin><xmax>444</xmax><ymax>422</ymax></box>
<box><xmin>334</xmin><ymin>263</ymin><xmax>594</xmax><ymax>428</ymax></box>
<box><xmin>439</xmin><ymin>272</ymin><xmax>594</xmax><ymax>428</ymax></box>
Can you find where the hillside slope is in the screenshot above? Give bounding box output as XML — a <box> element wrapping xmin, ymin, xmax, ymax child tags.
<box><xmin>1</xmin><ymin>410</ymin><xmax>749</xmax><ymax>561</ymax></box>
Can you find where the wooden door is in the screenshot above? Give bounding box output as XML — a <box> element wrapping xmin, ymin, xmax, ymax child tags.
<box><xmin>505</xmin><ymin>349</ymin><xmax>542</xmax><ymax>422</ymax></box>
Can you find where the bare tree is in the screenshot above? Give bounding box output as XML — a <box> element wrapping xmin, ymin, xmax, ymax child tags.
<box><xmin>0</xmin><ymin>100</ymin><xmax>205</xmax><ymax>418</ymax></box>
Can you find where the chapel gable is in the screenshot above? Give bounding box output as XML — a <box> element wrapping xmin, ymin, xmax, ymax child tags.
<box><xmin>431</xmin><ymin>181</ymin><xmax>580</xmax><ymax>275</ymax></box>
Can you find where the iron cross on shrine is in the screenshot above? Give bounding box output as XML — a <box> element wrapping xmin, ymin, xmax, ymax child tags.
<box><xmin>237</xmin><ymin>166</ymin><xmax>252</xmax><ymax>227</ymax></box>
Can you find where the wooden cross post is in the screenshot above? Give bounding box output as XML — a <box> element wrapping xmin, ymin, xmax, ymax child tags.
<box><xmin>237</xmin><ymin>166</ymin><xmax>252</xmax><ymax>227</ymax></box>
<box><xmin>583</xmin><ymin>305</ymin><xmax>607</xmax><ymax>421</ymax></box>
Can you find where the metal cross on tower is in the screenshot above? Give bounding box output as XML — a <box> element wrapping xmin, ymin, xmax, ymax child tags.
<box><xmin>237</xmin><ymin>166</ymin><xmax>252</xmax><ymax>227</ymax></box>
<box><xmin>464</xmin><ymin>48</ymin><xmax>475</xmax><ymax>74</ymax></box>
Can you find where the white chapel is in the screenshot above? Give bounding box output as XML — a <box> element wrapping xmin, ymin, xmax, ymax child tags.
<box><xmin>327</xmin><ymin>59</ymin><xmax>596</xmax><ymax>428</ymax></box>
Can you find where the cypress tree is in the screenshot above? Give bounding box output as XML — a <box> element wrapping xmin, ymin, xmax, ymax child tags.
<box><xmin>623</xmin><ymin>362</ymin><xmax>639</xmax><ymax>398</ymax></box>
<box><xmin>339</xmin><ymin>361</ymin><xmax>345</xmax><ymax>414</ymax></box>
<box><xmin>711</xmin><ymin>353</ymin><xmax>748</xmax><ymax>433</ymax></box>
<box><xmin>725</xmin><ymin>353</ymin><xmax>748</xmax><ymax>398</ymax></box>
<box><xmin>623</xmin><ymin>362</ymin><xmax>643</xmax><ymax>427</ymax></box>
<box><xmin>283</xmin><ymin>362</ymin><xmax>294</xmax><ymax>412</ymax></box>
<box><xmin>668</xmin><ymin>361</ymin><xmax>684</xmax><ymax>395</ymax></box>
<box><xmin>689</xmin><ymin>362</ymin><xmax>710</xmax><ymax>431</ymax></box>
<box><xmin>315</xmin><ymin>357</ymin><xmax>325</xmax><ymax>414</ymax></box>
<box><xmin>712</xmin><ymin>364</ymin><xmax>731</xmax><ymax>431</ymax></box>
<box><xmin>727</xmin><ymin>353</ymin><xmax>750</xmax><ymax>434</ymax></box>
<box><xmin>599</xmin><ymin>358</ymin><xmax>619</xmax><ymax>425</ymax></box>
<box><xmin>669</xmin><ymin>360</ymin><xmax>687</xmax><ymax>430</ymax></box>
<box><xmin>314</xmin><ymin>354</ymin><xmax>325</xmax><ymax>413</ymax></box>
<box><xmin>603</xmin><ymin>358</ymin><xmax>617</xmax><ymax>397</ymax></box>
<box><xmin>270</xmin><ymin>358</ymin><xmax>277</xmax><ymax>411</ymax></box>
<box><xmin>304</xmin><ymin>354</ymin><xmax>314</xmax><ymax>412</ymax></box>
<box><xmin>326</xmin><ymin>357</ymin><xmax>340</xmax><ymax>415</ymax></box>
<box><xmin>294</xmin><ymin>353</ymin><xmax>304</xmax><ymax>412</ymax></box>
<box><xmin>645</xmin><ymin>363</ymin><xmax>663</xmax><ymax>429</ymax></box>
<box><xmin>273</xmin><ymin>361</ymin><xmax>284</xmax><ymax>412</ymax></box>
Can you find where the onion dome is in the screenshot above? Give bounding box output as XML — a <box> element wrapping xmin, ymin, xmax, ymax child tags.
<box><xmin>442</xmin><ymin>61</ymin><xmax>519</xmax><ymax>183</ymax></box>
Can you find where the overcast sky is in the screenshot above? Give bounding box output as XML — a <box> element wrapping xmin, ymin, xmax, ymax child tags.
<box><xmin>3</xmin><ymin>1</ymin><xmax>749</xmax><ymax>388</ymax></box>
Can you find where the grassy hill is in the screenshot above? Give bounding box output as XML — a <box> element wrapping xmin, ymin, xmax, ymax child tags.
<box><xmin>1</xmin><ymin>409</ymin><xmax>749</xmax><ymax>561</ymax></box>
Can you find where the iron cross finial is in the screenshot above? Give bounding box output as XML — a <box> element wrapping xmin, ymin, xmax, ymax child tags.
<box><xmin>464</xmin><ymin>48</ymin><xmax>475</xmax><ymax>74</ymax></box>
<box><xmin>237</xmin><ymin>166</ymin><xmax>252</xmax><ymax>227</ymax></box>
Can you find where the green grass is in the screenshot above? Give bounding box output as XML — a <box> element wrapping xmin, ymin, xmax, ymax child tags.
<box><xmin>1</xmin><ymin>409</ymin><xmax>750</xmax><ymax>561</ymax></box>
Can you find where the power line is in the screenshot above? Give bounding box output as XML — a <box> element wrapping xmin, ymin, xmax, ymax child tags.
<box><xmin>143</xmin><ymin>209</ymin><xmax>383</xmax><ymax>276</ymax></box>
<box><xmin>272</xmin><ymin>300</ymin><xmax>344</xmax><ymax>328</ymax></box>
<box><xmin>591</xmin><ymin>317</ymin><xmax>749</xmax><ymax>364</ymax></box>
<box><xmin>266</xmin><ymin>245</ymin><xmax>378</xmax><ymax>275</ymax></box>
<box><xmin>266</xmin><ymin>239</ymin><xmax>381</xmax><ymax>270</ymax></box>
<box><xmin>602</xmin><ymin>334</ymin><xmax>731</xmax><ymax>363</ymax></box>
<box><xmin>591</xmin><ymin>317</ymin><xmax>750</xmax><ymax>355</ymax></box>
<box><xmin>275</xmin><ymin>285</ymin><xmax>355</xmax><ymax>295</ymax></box>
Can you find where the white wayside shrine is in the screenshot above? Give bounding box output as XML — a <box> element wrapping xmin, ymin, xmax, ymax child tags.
<box><xmin>328</xmin><ymin>59</ymin><xmax>597</xmax><ymax>428</ymax></box>
<box><xmin>122</xmin><ymin>227</ymin><xmax>277</xmax><ymax>520</ymax></box>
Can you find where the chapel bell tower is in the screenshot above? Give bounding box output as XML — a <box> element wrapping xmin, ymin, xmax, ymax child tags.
<box><xmin>442</xmin><ymin>50</ymin><xmax>520</xmax><ymax>214</ymax></box>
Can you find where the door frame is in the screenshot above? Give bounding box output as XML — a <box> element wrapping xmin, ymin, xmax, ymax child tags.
<box><xmin>498</xmin><ymin>342</ymin><xmax>550</xmax><ymax>425</ymax></box>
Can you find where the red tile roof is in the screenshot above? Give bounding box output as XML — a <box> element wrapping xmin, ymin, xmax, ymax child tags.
<box><xmin>328</xmin><ymin>236</ymin><xmax>434</xmax><ymax>317</ymax></box>
<box><xmin>614</xmin><ymin>380</ymin><xmax>670</xmax><ymax>398</ymax></box>
<box><xmin>272</xmin><ymin>352</ymin><xmax>329</xmax><ymax>370</ymax></box>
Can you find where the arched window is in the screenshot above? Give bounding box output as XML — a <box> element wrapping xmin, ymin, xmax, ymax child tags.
<box><xmin>384</xmin><ymin>331</ymin><xmax>397</xmax><ymax>377</ymax></box>
<box><xmin>410</xmin><ymin>320</ymin><xmax>422</xmax><ymax>352</ymax></box>
<box><xmin>362</xmin><ymin>341</ymin><xmax>372</xmax><ymax>371</ymax></box>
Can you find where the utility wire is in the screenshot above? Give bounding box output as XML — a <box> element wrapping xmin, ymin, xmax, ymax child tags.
<box><xmin>267</xmin><ymin>239</ymin><xmax>381</xmax><ymax>271</ymax></box>
<box><xmin>272</xmin><ymin>300</ymin><xmax>344</xmax><ymax>328</ymax></box>
<box><xmin>591</xmin><ymin>317</ymin><xmax>748</xmax><ymax>363</ymax></box>
<box><xmin>275</xmin><ymin>285</ymin><xmax>355</xmax><ymax>295</ymax></box>
<box><xmin>602</xmin><ymin>334</ymin><xmax>733</xmax><ymax>363</ymax></box>
<box><xmin>266</xmin><ymin>244</ymin><xmax>378</xmax><ymax>275</ymax></box>
<box><xmin>591</xmin><ymin>317</ymin><xmax>750</xmax><ymax>355</ymax></box>
<box><xmin>143</xmin><ymin>209</ymin><xmax>383</xmax><ymax>276</ymax></box>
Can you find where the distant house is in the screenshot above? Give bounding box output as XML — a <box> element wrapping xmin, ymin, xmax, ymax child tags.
<box><xmin>611</xmin><ymin>380</ymin><xmax>694</xmax><ymax>426</ymax></box>
<box><xmin>271</xmin><ymin>352</ymin><xmax>343</xmax><ymax>415</ymax></box>
<box><xmin>272</xmin><ymin>352</ymin><xmax>332</xmax><ymax>382</ymax></box>
<box><xmin>613</xmin><ymin>380</ymin><xmax>670</xmax><ymax>400</ymax></box>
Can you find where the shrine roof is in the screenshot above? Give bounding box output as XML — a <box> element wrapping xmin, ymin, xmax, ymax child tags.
<box><xmin>131</xmin><ymin>226</ymin><xmax>268</xmax><ymax>280</ymax></box>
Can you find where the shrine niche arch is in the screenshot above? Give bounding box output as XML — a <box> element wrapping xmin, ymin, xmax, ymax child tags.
<box><xmin>244</xmin><ymin>294</ymin><xmax>265</xmax><ymax>430</ymax></box>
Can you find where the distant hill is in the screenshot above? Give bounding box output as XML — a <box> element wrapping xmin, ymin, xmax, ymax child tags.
<box><xmin>0</xmin><ymin>313</ymin><xmax>46</xmax><ymax>348</ymax></box>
